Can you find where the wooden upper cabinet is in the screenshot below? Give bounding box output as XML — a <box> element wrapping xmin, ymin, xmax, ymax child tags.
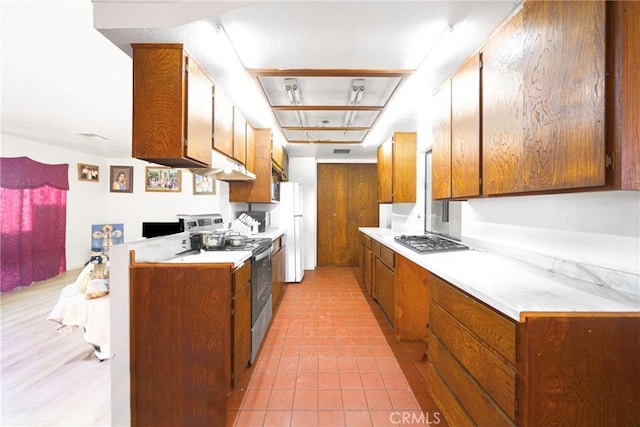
<box><xmin>232</xmin><ymin>107</ymin><xmax>247</xmax><ymax>165</ymax></box>
<box><xmin>132</xmin><ymin>44</ymin><xmax>212</xmax><ymax>168</ymax></box>
<box><xmin>608</xmin><ymin>1</ymin><xmax>640</xmax><ymax>190</ymax></box>
<box><xmin>245</xmin><ymin>123</ymin><xmax>256</xmax><ymax>175</ymax></box>
<box><xmin>229</xmin><ymin>128</ymin><xmax>273</xmax><ymax>203</ymax></box>
<box><xmin>431</xmin><ymin>80</ymin><xmax>452</xmax><ymax>200</ymax></box>
<box><xmin>280</xmin><ymin>150</ymin><xmax>289</xmax><ymax>181</ymax></box>
<box><xmin>451</xmin><ymin>54</ymin><xmax>481</xmax><ymax>198</ymax></box>
<box><xmin>377</xmin><ymin>138</ymin><xmax>393</xmax><ymax>202</ymax></box>
<box><xmin>392</xmin><ymin>132</ymin><xmax>417</xmax><ymax>203</ymax></box>
<box><xmin>482</xmin><ymin>0</ymin><xmax>606</xmax><ymax>195</ymax></box>
<box><xmin>377</xmin><ymin>132</ymin><xmax>416</xmax><ymax>203</ymax></box>
<box><xmin>213</xmin><ymin>85</ymin><xmax>234</xmax><ymax>159</ymax></box>
<box><xmin>271</xmin><ymin>138</ymin><xmax>286</xmax><ymax>173</ymax></box>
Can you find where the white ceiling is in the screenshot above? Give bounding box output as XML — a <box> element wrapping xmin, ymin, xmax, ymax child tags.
<box><xmin>1</xmin><ymin>0</ymin><xmax>520</xmax><ymax>161</ymax></box>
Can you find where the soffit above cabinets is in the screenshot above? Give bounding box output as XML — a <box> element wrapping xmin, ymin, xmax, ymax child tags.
<box><xmin>250</xmin><ymin>69</ymin><xmax>413</xmax><ymax>144</ymax></box>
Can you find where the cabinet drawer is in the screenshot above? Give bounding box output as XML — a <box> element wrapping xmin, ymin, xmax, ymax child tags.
<box><xmin>429</xmin><ymin>334</ymin><xmax>515</xmax><ymax>426</ymax></box>
<box><xmin>430</xmin><ymin>303</ymin><xmax>516</xmax><ymax>420</ymax></box>
<box><xmin>430</xmin><ymin>274</ymin><xmax>516</xmax><ymax>364</ymax></box>
<box><xmin>425</xmin><ymin>363</ymin><xmax>474</xmax><ymax>427</ymax></box>
<box><xmin>379</xmin><ymin>244</ymin><xmax>395</xmax><ymax>270</ymax></box>
<box><xmin>233</xmin><ymin>261</ymin><xmax>251</xmax><ymax>295</ymax></box>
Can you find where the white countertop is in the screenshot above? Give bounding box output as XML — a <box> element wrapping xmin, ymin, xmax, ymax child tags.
<box><xmin>165</xmin><ymin>250</ymin><xmax>251</xmax><ymax>267</ymax></box>
<box><xmin>360</xmin><ymin>227</ymin><xmax>640</xmax><ymax>321</ymax></box>
<box><xmin>162</xmin><ymin>229</ymin><xmax>285</xmax><ymax>268</ymax></box>
<box><xmin>254</xmin><ymin>228</ymin><xmax>285</xmax><ymax>240</ymax></box>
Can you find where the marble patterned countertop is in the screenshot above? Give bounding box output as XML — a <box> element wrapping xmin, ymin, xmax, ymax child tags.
<box><xmin>360</xmin><ymin>227</ymin><xmax>640</xmax><ymax>321</ymax></box>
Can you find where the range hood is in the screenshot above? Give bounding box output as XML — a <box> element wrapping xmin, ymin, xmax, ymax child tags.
<box><xmin>192</xmin><ymin>150</ymin><xmax>256</xmax><ymax>182</ymax></box>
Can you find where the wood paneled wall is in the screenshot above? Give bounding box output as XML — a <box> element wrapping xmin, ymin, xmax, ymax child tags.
<box><xmin>317</xmin><ymin>163</ymin><xmax>378</xmax><ymax>266</ymax></box>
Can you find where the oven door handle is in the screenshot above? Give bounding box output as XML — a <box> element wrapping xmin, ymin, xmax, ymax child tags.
<box><xmin>253</xmin><ymin>244</ymin><xmax>273</xmax><ymax>262</ymax></box>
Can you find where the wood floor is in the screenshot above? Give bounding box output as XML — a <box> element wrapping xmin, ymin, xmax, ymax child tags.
<box><xmin>0</xmin><ymin>269</ymin><xmax>111</xmax><ymax>426</ymax></box>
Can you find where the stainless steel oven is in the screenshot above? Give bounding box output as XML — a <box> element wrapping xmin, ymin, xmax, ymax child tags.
<box><xmin>251</xmin><ymin>242</ymin><xmax>273</xmax><ymax>325</ymax></box>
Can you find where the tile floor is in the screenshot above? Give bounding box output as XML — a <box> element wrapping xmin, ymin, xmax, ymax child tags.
<box><xmin>227</xmin><ymin>267</ymin><xmax>446</xmax><ymax>427</ymax></box>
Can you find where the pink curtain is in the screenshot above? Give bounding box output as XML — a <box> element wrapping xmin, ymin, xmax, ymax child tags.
<box><xmin>1</xmin><ymin>157</ymin><xmax>69</xmax><ymax>292</ymax></box>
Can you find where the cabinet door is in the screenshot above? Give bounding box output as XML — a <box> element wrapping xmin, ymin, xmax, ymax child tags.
<box><xmin>451</xmin><ymin>54</ymin><xmax>481</xmax><ymax>198</ymax></box>
<box><xmin>392</xmin><ymin>132</ymin><xmax>417</xmax><ymax>203</ymax></box>
<box><xmin>377</xmin><ymin>139</ymin><xmax>393</xmax><ymax>202</ymax></box>
<box><xmin>363</xmin><ymin>246</ymin><xmax>372</xmax><ymax>296</ymax></box>
<box><xmin>317</xmin><ymin>164</ymin><xmax>349</xmax><ymax>266</ymax></box>
<box><xmin>359</xmin><ymin>234</ymin><xmax>373</xmax><ymax>295</ymax></box>
<box><xmin>395</xmin><ymin>254</ymin><xmax>429</xmax><ymax>341</ymax></box>
<box><xmin>609</xmin><ymin>1</ymin><xmax>640</xmax><ymax>190</ymax></box>
<box><xmin>374</xmin><ymin>257</ymin><xmax>395</xmax><ymax>327</ymax></box>
<box><xmin>483</xmin><ymin>0</ymin><xmax>606</xmax><ymax>195</ymax></box>
<box><xmin>271</xmin><ymin>139</ymin><xmax>285</xmax><ymax>171</ymax></box>
<box><xmin>432</xmin><ymin>79</ymin><xmax>452</xmax><ymax>200</ymax></box>
<box><xmin>317</xmin><ymin>164</ymin><xmax>378</xmax><ymax>266</ymax></box>
<box><xmin>232</xmin><ymin>281</ymin><xmax>251</xmax><ymax>388</ymax></box>
<box><xmin>185</xmin><ymin>57</ymin><xmax>213</xmax><ymax>166</ymax></box>
<box><xmin>133</xmin><ymin>44</ymin><xmax>212</xmax><ymax>168</ymax></box>
<box><xmin>233</xmin><ymin>107</ymin><xmax>247</xmax><ymax>165</ymax></box>
<box><xmin>213</xmin><ymin>86</ymin><xmax>234</xmax><ymax>158</ymax></box>
<box><xmin>232</xmin><ymin>262</ymin><xmax>251</xmax><ymax>387</ymax></box>
<box><xmin>229</xmin><ymin>128</ymin><xmax>272</xmax><ymax>202</ymax></box>
<box><xmin>129</xmin><ymin>264</ymin><xmax>232</xmax><ymax>426</ymax></box>
<box><xmin>245</xmin><ymin>124</ymin><xmax>256</xmax><ymax>174</ymax></box>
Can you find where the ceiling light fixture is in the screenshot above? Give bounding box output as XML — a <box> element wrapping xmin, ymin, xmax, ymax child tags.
<box><xmin>284</xmin><ymin>77</ymin><xmax>305</xmax><ymax>128</ymax></box>
<box><xmin>344</xmin><ymin>78</ymin><xmax>365</xmax><ymax>129</ymax></box>
<box><xmin>284</xmin><ymin>78</ymin><xmax>301</xmax><ymax>105</ymax></box>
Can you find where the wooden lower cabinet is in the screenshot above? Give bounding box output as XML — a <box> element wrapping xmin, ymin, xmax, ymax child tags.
<box><xmin>129</xmin><ymin>259</ymin><xmax>256</xmax><ymax>426</ymax></box>
<box><xmin>358</xmin><ymin>232</ymin><xmax>372</xmax><ymax>295</ymax></box>
<box><xmin>394</xmin><ymin>255</ymin><xmax>429</xmax><ymax>342</ymax></box>
<box><xmin>232</xmin><ymin>261</ymin><xmax>251</xmax><ymax>388</ymax></box>
<box><xmin>372</xmin><ymin>240</ymin><xmax>396</xmax><ymax>327</ymax></box>
<box><xmin>129</xmin><ymin>262</ymin><xmax>233</xmax><ymax>426</ymax></box>
<box><xmin>271</xmin><ymin>235</ymin><xmax>286</xmax><ymax>310</ymax></box>
<box><xmin>427</xmin><ymin>273</ymin><xmax>640</xmax><ymax>426</ymax></box>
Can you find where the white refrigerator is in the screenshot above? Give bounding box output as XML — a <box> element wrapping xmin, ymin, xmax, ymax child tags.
<box><xmin>280</xmin><ymin>182</ymin><xmax>304</xmax><ymax>282</ymax></box>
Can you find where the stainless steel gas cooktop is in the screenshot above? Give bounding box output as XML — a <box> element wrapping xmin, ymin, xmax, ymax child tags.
<box><xmin>394</xmin><ymin>234</ymin><xmax>469</xmax><ymax>254</ymax></box>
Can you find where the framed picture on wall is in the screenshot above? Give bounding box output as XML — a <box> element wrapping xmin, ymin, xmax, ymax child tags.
<box><xmin>110</xmin><ymin>166</ymin><xmax>133</xmax><ymax>193</ymax></box>
<box><xmin>78</xmin><ymin>163</ymin><xmax>99</xmax><ymax>182</ymax></box>
<box><xmin>193</xmin><ymin>172</ymin><xmax>216</xmax><ymax>195</ymax></box>
<box><xmin>145</xmin><ymin>166</ymin><xmax>181</xmax><ymax>192</ymax></box>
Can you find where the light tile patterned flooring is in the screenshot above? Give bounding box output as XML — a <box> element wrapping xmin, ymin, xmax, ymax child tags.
<box><xmin>227</xmin><ymin>267</ymin><xmax>445</xmax><ymax>427</ymax></box>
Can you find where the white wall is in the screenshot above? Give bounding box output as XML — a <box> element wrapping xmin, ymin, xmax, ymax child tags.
<box><xmin>1</xmin><ymin>134</ymin><xmax>232</xmax><ymax>269</ymax></box>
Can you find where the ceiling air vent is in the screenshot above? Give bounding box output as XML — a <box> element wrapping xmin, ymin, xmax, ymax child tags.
<box><xmin>333</xmin><ymin>149</ymin><xmax>351</xmax><ymax>154</ymax></box>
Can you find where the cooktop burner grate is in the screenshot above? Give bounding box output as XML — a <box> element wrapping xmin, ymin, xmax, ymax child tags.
<box><xmin>394</xmin><ymin>234</ymin><xmax>468</xmax><ymax>254</ymax></box>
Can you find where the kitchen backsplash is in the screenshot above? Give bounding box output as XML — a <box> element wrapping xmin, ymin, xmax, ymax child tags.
<box><xmin>462</xmin><ymin>191</ymin><xmax>640</xmax><ymax>297</ymax></box>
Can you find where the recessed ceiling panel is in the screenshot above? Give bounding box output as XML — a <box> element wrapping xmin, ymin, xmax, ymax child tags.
<box><xmin>252</xmin><ymin>69</ymin><xmax>411</xmax><ymax>144</ymax></box>
<box><xmin>258</xmin><ymin>75</ymin><xmax>402</xmax><ymax>107</ymax></box>
<box><xmin>275</xmin><ymin>110</ymin><xmax>380</xmax><ymax>128</ymax></box>
<box><xmin>283</xmin><ymin>129</ymin><xmax>368</xmax><ymax>143</ymax></box>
